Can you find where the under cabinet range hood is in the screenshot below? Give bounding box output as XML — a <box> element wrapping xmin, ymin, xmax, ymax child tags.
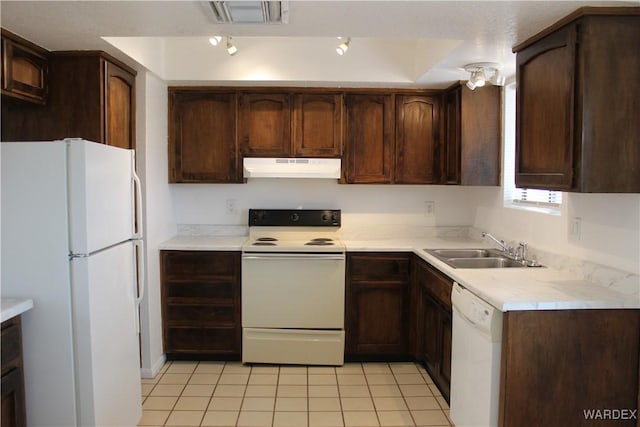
<box><xmin>243</xmin><ymin>157</ymin><xmax>341</xmax><ymax>179</ymax></box>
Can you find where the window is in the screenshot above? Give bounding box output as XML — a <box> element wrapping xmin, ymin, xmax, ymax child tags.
<box><xmin>502</xmin><ymin>82</ymin><xmax>562</xmax><ymax>214</ymax></box>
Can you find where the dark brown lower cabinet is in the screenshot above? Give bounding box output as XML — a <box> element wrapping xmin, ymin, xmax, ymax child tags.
<box><xmin>345</xmin><ymin>253</ymin><xmax>412</xmax><ymax>360</ymax></box>
<box><xmin>413</xmin><ymin>255</ymin><xmax>452</xmax><ymax>401</ymax></box>
<box><xmin>499</xmin><ymin>309</ymin><xmax>640</xmax><ymax>427</ymax></box>
<box><xmin>161</xmin><ymin>250</ymin><xmax>241</xmax><ymax>359</ymax></box>
<box><xmin>1</xmin><ymin>317</ymin><xmax>27</xmax><ymax>427</ymax></box>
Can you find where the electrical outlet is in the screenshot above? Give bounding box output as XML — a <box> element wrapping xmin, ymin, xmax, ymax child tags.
<box><xmin>569</xmin><ymin>217</ymin><xmax>581</xmax><ymax>241</ymax></box>
<box><xmin>424</xmin><ymin>201</ymin><xmax>435</xmax><ymax>218</ymax></box>
<box><xmin>225</xmin><ymin>198</ymin><xmax>237</xmax><ymax>215</ymax></box>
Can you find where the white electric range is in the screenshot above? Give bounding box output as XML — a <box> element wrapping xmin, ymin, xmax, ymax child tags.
<box><xmin>241</xmin><ymin>209</ymin><xmax>345</xmax><ymax>366</ymax></box>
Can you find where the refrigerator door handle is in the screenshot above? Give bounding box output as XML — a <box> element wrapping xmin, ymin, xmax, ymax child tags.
<box><xmin>133</xmin><ymin>239</ymin><xmax>146</xmax><ymax>334</ymax></box>
<box><xmin>132</xmin><ymin>167</ymin><xmax>144</xmax><ymax>240</ymax></box>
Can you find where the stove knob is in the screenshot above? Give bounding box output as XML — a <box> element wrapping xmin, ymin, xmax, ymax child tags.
<box><xmin>332</xmin><ymin>212</ymin><xmax>339</xmax><ymax>223</ymax></box>
<box><xmin>291</xmin><ymin>213</ymin><xmax>300</xmax><ymax>222</ymax></box>
<box><xmin>251</xmin><ymin>211</ymin><xmax>265</xmax><ymax>223</ymax></box>
<box><xmin>322</xmin><ymin>213</ymin><xmax>330</xmax><ymax>222</ymax></box>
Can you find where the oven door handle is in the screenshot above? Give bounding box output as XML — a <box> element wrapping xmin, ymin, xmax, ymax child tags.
<box><xmin>242</xmin><ymin>254</ymin><xmax>345</xmax><ymax>261</ymax></box>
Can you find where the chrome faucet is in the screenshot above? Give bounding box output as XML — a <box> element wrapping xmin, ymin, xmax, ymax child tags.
<box><xmin>482</xmin><ymin>232</ymin><xmax>511</xmax><ymax>253</ymax></box>
<box><xmin>515</xmin><ymin>242</ymin><xmax>528</xmax><ymax>262</ymax></box>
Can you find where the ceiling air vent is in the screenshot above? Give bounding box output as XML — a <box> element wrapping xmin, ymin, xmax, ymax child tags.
<box><xmin>207</xmin><ymin>1</ymin><xmax>289</xmax><ymax>24</ymax></box>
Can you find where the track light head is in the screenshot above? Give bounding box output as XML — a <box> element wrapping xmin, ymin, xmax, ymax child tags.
<box><xmin>336</xmin><ymin>37</ymin><xmax>351</xmax><ymax>55</ymax></box>
<box><xmin>209</xmin><ymin>36</ymin><xmax>222</xmax><ymax>46</ymax></box>
<box><xmin>226</xmin><ymin>37</ymin><xmax>238</xmax><ymax>56</ymax></box>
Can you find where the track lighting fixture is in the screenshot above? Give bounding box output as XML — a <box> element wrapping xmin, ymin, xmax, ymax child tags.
<box><xmin>208</xmin><ymin>36</ymin><xmax>222</xmax><ymax>46</ymax></box>
<box><xmin>336</xmin><ymin>37</ymin><xmax>351</xmax><ymax>56</ymax></box>
<box><xmin>226</xmin><ymin>37</ymin><xmax>238</xmax><ymax>56</ymax></box>
<box><xmin>464</xmin><ymin>62</ymin><xmax>504</xmax><ymax>90</ymax></box>
<box><xmin>208</xmin><ymin>36</ymin><xmax>238</xmax><ymax>55</ymax></box>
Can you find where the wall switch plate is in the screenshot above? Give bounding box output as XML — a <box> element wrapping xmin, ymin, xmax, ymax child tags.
<box><xmin>225</xmin><ymin>198</ymin><xmax>237</xmax><ymax>215</ymax></box>
<box><xmin>424</xmin><ymin>201</ymin><xmax>435</xmax><ymax>217</ymax></box>
<box><xmin>569</xmin><ymin>217</ymin><xmax>581</xmax><ymax>241</ymax></box>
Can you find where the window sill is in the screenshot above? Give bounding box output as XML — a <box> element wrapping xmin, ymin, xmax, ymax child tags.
<box><xmin>503</xmin><ymin>202</ymin><xmax>561</xmax><ymax>216</ymax></box>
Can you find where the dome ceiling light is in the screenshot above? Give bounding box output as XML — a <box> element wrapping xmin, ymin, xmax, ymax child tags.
<box><xmin>464</xmin><ymin>62</ymin><xmax>505</xmax><ymax>90</ymax></box>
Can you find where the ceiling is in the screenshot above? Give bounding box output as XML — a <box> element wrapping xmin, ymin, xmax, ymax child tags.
<box><xmin>1</xmin><ymin>1</ymin><xmax>637</xmax><ymax>88</ymax></box>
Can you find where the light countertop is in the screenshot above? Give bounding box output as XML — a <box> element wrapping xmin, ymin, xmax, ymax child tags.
<box><xmin>1</xmin><ymin>298</ymin><xmax>34</xmax><ymax>323</ymax></box>
<box><xmin>159</xmin><ymin>234</ymin><xmax>639</xmax><ymax>312</ymax></box>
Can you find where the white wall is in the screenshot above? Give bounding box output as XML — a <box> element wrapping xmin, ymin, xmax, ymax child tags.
<box><xmin>136</xmin><ymin>70</ymin><xmax>176</xmax><ymax>376</ymax></box>
<box><xmin>170</xmin><ymin>181</ymin><xmax>498</xmax><ymax>230</ymax></box>
<box><xmin>474</xmin><ymin>189</ymin><xmax>640</xmax><ymax>275</ymax></box>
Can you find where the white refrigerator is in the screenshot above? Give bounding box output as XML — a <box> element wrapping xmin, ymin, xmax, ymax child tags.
<box><xmin>1</xmin><ymin>139</ymin><xmax>144</xmax><ymax>427</ymax></box>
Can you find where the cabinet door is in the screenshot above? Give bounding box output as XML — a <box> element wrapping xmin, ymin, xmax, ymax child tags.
<box><xmin>413</xmin><ymin>257</ymin><xmax>452</xmax><ymax>401</ymax></box>
<box><xmin>1</xmin><ymin>317</ymin><xmax>26</xmax><ymax>427</ymax></box>
<box><xmin>444</xmin><ymin>84</ymin><xmax>502</xmax><ymax>186</ymax></box>
<box><xmin>516</xmin><ymin>25</ymin><xmax>577</xmax><ymax>190</ymax></box>
<box><xmin>395</xmin><ymin>95</ymin><xmax>440</xmax><ymax>184</ymax></box>
<box><xmin>346</xmin><ymin>253</ymin><xmax>410</xmax><ymax>358</ymax></box>
<box><xmin>292</xmin><ymin>93</ymin><xmax>342</xmax><ymax>157</ymax></box>
<box><xmin>500</xmin><ymin>310</ymin><xmax>640</xmax><ymax>427</ymax></box>
<box><xmin>421</xmin><ymin>291</ymin><xmax>441</xmax><ymax>375</ymax></box>
<box><xmin>347</xmin><ymin>282</ymin><xmax>409</xmax><ymax>356</ymax></box>
<box><xmin>345</xmin><ymin>94</ymin><xmax>394</xmax><ymax>183</ymax></box>
<box><xmin>169</xmin><ymin>91</ymin><xmax>240</xmax><ymax>183</ymax></box>
<box><xmin>104</xmin><ymin>61</ymin><xmax>135</xmax><ymax>150</ymax></box>
<box><xmin>439</xmin><ymin>310</ymin><xmax>451</xmax><ymax>396</ymax></box>
<box><xmin>1</xmin><ymin>30</ymin><xmax>48</xmax><ymax>105</ymax></box>
<box><xmin>443</xmin><ymin>88</ymin><xmax>461</xmax><ymax>184</ymax></box>
<box><xmin>1</xmin><ymin>368</ymin><xmax>26</xmax><ymax>427</ymax></box>
<box><xmin>239</xmin><ymin>93</ymin><xmax>291</xmax><ymax>157</ymax></box>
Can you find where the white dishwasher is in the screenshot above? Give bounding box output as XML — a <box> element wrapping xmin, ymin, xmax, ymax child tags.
<box><xmin>450</xmin><ymin>282</ymin><xmax>503</xmax><ymax>427</ymax></box>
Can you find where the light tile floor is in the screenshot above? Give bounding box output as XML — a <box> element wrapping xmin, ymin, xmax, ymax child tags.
<box><xmin>139</xmin><ymin>361</ymin><xmax>452</xmax><ymax>427</ymax></box>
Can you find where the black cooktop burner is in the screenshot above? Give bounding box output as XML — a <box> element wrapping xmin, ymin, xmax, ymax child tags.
<box><xmin>256</xmin><ymin>237</ymin><xmax>278</xmax><ymax>242</ymax></box>
<box><xmin>252</xmin><ymin>242</ymin><xmax>277</xmax><ymax>246</ymax></box>
<box><xmin>310</xmin><ymin>238</ymin><xmax>333</xmax><ymax>242</ymax></box>
<box><xmin>305</xmin><ymin>241</ymin><xmax>335</xmax><ymax>246</ymax></box>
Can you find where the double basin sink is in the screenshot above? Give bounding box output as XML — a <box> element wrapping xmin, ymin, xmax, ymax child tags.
<box><xmin>425</xmin><ymin>248</ymin><xmax>540</xmax><ymax>269</ymax></box>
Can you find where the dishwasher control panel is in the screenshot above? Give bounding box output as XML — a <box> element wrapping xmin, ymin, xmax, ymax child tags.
<box><xmin>451</xmin><ymin>282</ymin><xmax>503</xmax><ymax>341</ymax></box>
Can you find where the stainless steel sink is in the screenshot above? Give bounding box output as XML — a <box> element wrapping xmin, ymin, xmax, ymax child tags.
<box><xmin>428</xmin><ymin>248</ymin><xmax>502</xmax><ymax>259</ymax></box>
<box><xmin>424</xmin><ymin>248</ymin><xmax>535</xmax><ymax>269</ymax></box>
<box><xmin>446</xmin><ymin>257</ymin><xmax>526</xmax><ymax>269</ymax></box>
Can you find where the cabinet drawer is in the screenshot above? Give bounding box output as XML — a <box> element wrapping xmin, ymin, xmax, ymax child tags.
<box><xmin>1</xmin><ymin>321</ymin><xmax>21</xmax><ymax>372</ymax></box>
<box><xmin>165</xmin><ymin>327</ymin><xmax>238</xmax><ymax>353</ymax></box>
<box><xmin>165</xmin><ymin>280</ymin><xmax>235</xmax><ymax>301</ymax></box>
<box><xmin>423</xmin><ymin>269</ymin><xmax>452</xmax><ymax>311</ymax></box>
<box><xmin>162</xmin><ymin>251</ymin><xmax>239</xmax><ymax>278</ymax></box>
<box><xmin>165</xmin><ymin>304</ymin><xmax>235</xmax><ymax>325</ymax></box>
<box><xmin>348</xmin><ymin>253</ymin><xmax>411</xmax><ymax>281</ymax></box>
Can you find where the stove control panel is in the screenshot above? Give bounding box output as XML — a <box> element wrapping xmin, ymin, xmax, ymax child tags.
<box><xmin>249</xmin><ymin>209</ymin><xmax>341</xmax><ymax>227</ymax></box>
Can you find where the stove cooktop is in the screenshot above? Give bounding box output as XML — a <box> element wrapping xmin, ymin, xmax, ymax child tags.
<box><xmin>243</xmin><ymin>209</ymin><xmax>344</xmax><ymax>253</ymax></box>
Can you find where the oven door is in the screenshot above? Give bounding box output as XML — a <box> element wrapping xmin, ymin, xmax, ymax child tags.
<box><xmin>241</xmin><ymin>252</ymin><xmax>345</xmax><ymax>329</ymax></box>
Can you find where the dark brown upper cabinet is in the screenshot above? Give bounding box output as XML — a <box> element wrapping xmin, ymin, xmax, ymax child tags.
<box><xmin>395</xmin><ymin>95</ymin><xmax>441</xmax><ymax>184</ymax></box>
<box><xmin>443</xmin><ymin>84</ymin><xmax>501</xmax><ymax>186</ymax></box>
<box><xmin>514</xmin><ymin>8</ymin><xmax>640</xmax><ymax>193</ymax></box>
<box><xmin>1</xmin><ymin>51</ymin><xmax>136</xmax><ymax>149</ymax></box>
<box><xmin>292</xmin><ymin>93</ymin><xmax>343</xmax><ymax>158</ymax></box>
<box><xmin>344</xmin><ymin>94</ymin><xmax>395</xmax><ymax>184</ymax></box>
<box><xmin>1</xmin><ymin>29</ymin><xmax>48</xmax><ymax>105</ymax></box>
<box><xmin>169</xmin><ymin>90</ymin><xmax>240</xmax><ymax>183</ymax></box>
<box><xmin>239</xmin><ymin>93</ymin><xmax>292</xmax><ymax>157</ymax></box>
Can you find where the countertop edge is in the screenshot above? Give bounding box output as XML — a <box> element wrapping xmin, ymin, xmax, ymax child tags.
<box><xmin>1</xmin><ymin>298</ymin><xmax>34</xmax><ymax>323</ymax></box>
